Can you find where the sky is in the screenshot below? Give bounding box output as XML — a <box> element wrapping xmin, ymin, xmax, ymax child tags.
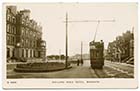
<box><xmin>8</xmin><ymin>3</ymin><xmax>137</xmax><ymax>56</ymax></box>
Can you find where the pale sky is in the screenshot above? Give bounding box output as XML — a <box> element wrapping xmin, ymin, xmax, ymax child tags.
<box><xmin>9</xmin><ymin>3</ymin><xmax>137</xmax><ymax>56</ymax></box>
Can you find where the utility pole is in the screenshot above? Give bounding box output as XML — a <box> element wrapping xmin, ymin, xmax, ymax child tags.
<box><xmin>59</xmin><ymin>49</ymin><xmax>61</xmax><ymax>61</ymax></box>
<box><xmin>81</xmin><ymin>41</ymin><xmax>83</xmax><ymax>61</ymax></box>
<box><xmin>81</xmin><ymin>41</ymin><xmax>84</xmax><ymax>65</ymax></box>
<box><xmin>65</xmin><ymin>13</ymin><xmax>68</xmax><ymax>68</ymax></box>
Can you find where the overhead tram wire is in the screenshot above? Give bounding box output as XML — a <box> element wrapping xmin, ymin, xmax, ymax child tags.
<box><xmin>63</xmin><ymin>19</ymin><xmax>115</xmax><ymax>41</ymax></box>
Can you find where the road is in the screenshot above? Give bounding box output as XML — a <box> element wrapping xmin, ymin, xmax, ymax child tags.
<box><xmin>7</xmin><ymin>60</ymin><xmax>134</xmax><ymax>78</ymax></box>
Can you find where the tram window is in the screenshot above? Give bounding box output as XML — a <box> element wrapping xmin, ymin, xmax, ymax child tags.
<box><xmin>93</xmin><ymin>51</ymin><xmax>96</xmax><ymax>58</ymax></box>
<box><xmin>96</xmin><ymin>51</ymin><xmax>99</xmax><ymax>57</ymax></box>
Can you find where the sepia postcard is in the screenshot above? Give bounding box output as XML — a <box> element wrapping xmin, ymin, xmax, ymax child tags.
<box><xmin>2</xmin><ymin>2</ymin><xmax>138</xmax><ymax>88</ymax></box>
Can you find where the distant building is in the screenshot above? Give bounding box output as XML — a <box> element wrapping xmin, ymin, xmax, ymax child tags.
<box><xmin>70</xmin><ymin>54</ymin><xmax>90</xmax><ymax>60</ymax></box>
<box><xmin>6</xmin><ymin>6</ymin><xmax>46</xmax><ymax>62</ymax></box>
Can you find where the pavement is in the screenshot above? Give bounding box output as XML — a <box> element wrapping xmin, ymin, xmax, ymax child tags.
<box><xmin>106</xmin><ymin>60</ymin><xmax>134</xmax><ymax>67</ymax></box>
<box><xmin>104</xmin><ymin>60</ymin><xmax>134</xmax><ymax>78</ymax></box>
<box><xmin>7</xmin><ymin>60</ymin><xmax>134</xmax><ymax>78</ymax></box>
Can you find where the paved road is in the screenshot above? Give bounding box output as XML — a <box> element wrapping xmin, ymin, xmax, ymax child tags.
<box><xmin>104</xmin><ymin>60</ymin><xmax>134</xmax><ymax>78</ymax></box>
<box><xmin>7</xmin><ymin>60</ymin><xmax>98</xmax><ymax>78</ymax></box>
<box><xmin>7</xmin><ymin>60</ymin><xmax>134</xmax><ymax>78</ymax></box>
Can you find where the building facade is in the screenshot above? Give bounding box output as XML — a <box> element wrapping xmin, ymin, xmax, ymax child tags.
<box><xmin>6</xmin><ymin>6</ymin><xmax>46</xmax><ymax>62</ymax></box>
<box><xmin>6</xmin><ymin>6</ymin><xmax>17</xmax><ymax>62</ymax></box>
<box><xmin>106</xmin><ymin>28</ymin><xmax>134</xmax><ymax>63</ymax></box>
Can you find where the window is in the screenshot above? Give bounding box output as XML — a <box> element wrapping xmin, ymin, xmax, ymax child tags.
<box><xmin>13</xmin><ymin>36</ymin><xmax>14</xmax><ymax>45</ymax></box>
<box><xmin>26</xmin><ymin>40</ymin><xmax>28</xmax><ymax>47</ymax></box>
<box><xmin>38</xmin><ymin>51</ymin><xmax>41</xmax><ymax>58</ymax></box>
<box><xmin>11</xmin><ymin>36</ymin><xmax>12</xmax><ymax>44</ymax></box>
<box><xmin>13</xmin><ymin>18</ymin><xmax>16</xmax><ymax>23</ymax></box>
<box><xmin>96</xmin><ymin>51</ymin><xmax>99</xmax><ymax>57</ymax></box>
<box><xmin>31</xmin><ymin>41</ymin><xmax>33</xmax><ymax>47</ymax></box>
<box><xmin>10</xmin><ymin>26</ymin><xmax>13</xmax><ymax>34</ymax></box>
<box><xmin>12</xmin><ymin>17</ymin><xmax>15</xmax><ymax>23</ymax></box>
<box><xmin>6</xmin><ymin>24</ymin><xmax>9</xmax><ymax>33</ymax></box>
<box><xmin>11</xmin><ymin>26</ymin><xmax>13</xmax><ymax>34</ymax></box>
<box><xmin>9</xmin><ymin>15</ymin><xmax>12</xmax><ymax>22</ymax></box>
<box><xmin>30</xmin><ymin>50</ymin><xmax>32</xmax><ymax>58</ymax></box>
<box><xmin>14</xmin><ymin>27</ymin><xmax>16</xmax><ymax>34</ymax></box>
<box><xmin>22</xmin><ymin>39</ymin><xmax>24</xmax><ymax>47</ymax></box>
<box><xmin>12</xmin><ymin>49</ymin><xmax>15</xmax><ymax>57</ymax></box>
<box><xmin>30</xmin><ymin>31</ymin><xmax>32</xmax><ymax>36</ymax></box>
<box><xmin>9</xmin><ymin>25</ymin><xmax>11</xmax><ymax>33</ymax></box>
<box><xmin>34</xmin><ymin>41</ymin><xmax>36</xmax><ymax>47</ymax></box>
<box><xmin>22</xmin><ymin>20</ymin><xmax>24</xmax><ymax>24</ymax></box>
<box><xmin>8</xmin><ymin>15</ymin><xmax>10</xmax><ymax>21</ymax></box>
<box><xmin>6</xmin><ymin>36</ymin><xmax>10</xmax><ymax>44</ymax></box>
<box><xmin>26</xmin><ymin>50</ymin><xmax>28</xmax><ymax>58</ymax></box>
<box><xmin>13</xmin><ymin>37</ymin><xmax>16</xmax><ymax>45</ymax></box>
<box><xmin>93</xmin><ymin>51</ymin><xmax>96</xmax><ymax>58</ymax></box>
<box><xmin>12</xmin><ymin>26</ymin><xmax>14</xmax><ymax>34</ymax></box>
<box><xmin>22</xmin><ymin>49</ymin><xmax>24</xmax><ymax>57</ymax></box>
<box><xmin>8</xmin><ymin>36</ymin><xmax>11</xmax><ymax>44</ymax></box>
<box><xmin>12</xmin><ymin>36</ymin><xmax>14</xmax><ymax>45</ymax></box>
<box><xmin>21</xmin><ymin>27</ymin><xmax>24</xmax><ymax>35</ymax></box>
<box><xmin>7</xmin><ymin>48</ymin><xmax>10</xmax><ymax>58</ymax></box>
<box><xmin>24</xmin><ymin>30</ymin><xmax>26</xmax><ymax>35</ymax></box>
<box><xmin>34</xmin><ymin>50</ymin><xmax>36</xmax><ymax>57</ymax></box>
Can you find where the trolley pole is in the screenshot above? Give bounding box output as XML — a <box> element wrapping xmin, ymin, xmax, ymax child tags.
<box><xmin>94</xmin><ymin>20</ymin><xmax>100</xmax><ymax>41</ymax></box>
<box><xmin>65</xmin><ymin>13</ymin><xmax>68</xmax><ymax>68</ymax></box>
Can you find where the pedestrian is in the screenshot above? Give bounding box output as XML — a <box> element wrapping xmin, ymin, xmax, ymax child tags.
<box><xmin>77</xmin><ymin>59</ymin><xmax>80</xmax><ymax>66</ymax></box>
<box><xmin>81</xmin><ymin>59</ymin><xmax>83</xmax><ymax>66</ymax></box>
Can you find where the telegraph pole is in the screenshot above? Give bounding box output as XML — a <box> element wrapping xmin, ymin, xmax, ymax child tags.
<box><xmin>65</xmin><ymin>13</ymin><xmax>68</xmax><ymax>68</ymax></box>
<box><xmin>81</xmin><ymin>41</ymin><xmax>83</xmax><ymax>61</ymax></box>
<box><xmin>81</xmin><ymin>41</ymin><xmax>83</xmax><ymax>65</ymax></box>
<box><xmin>59</xmin><ymin>49</ymin><xmax>61</xmax><ymax>61</ymax></box>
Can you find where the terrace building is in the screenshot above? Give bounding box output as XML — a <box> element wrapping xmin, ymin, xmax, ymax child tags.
<box><xmin>6</xmin><ymin>6</ymin><xmax>46</xmax><ymax>62</ymax></box>
<box><xmin>6</xmin><ymin>6</ymin><xmax>17</xmax><ymax>62</ymax></box>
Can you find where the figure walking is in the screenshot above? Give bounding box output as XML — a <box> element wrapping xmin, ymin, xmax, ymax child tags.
<box><xmin>77</xmin><ymin>59</ymin><xmax>80</xmax><ymax>66</ymax></box>
<box><xmin>81</xmin><ymin>59</ymin><xmax>83</xmax><ymax>66</ymax></box>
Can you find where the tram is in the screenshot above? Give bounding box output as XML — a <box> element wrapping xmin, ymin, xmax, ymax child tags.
<box><xmin>89</xmin><ymin>40</ymin><xmax>104</xmax><ymax>69</ymax></box>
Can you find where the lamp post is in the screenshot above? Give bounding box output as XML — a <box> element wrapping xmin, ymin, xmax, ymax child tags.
<box><xmin>16</xmin><ymin>43</ymin><xmax>20</xmax><ymax>47</ymax></box>
<box><xmin>16</xmin><ymin>42</ymin><xmax>20</xmax><ymax>61</ymax></box>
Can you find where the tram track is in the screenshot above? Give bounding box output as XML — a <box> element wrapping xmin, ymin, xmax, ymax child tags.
<box><xmin>93</xmin><ymin>68</ymin><xmax>109</xmax><ymax>78</ymax></box>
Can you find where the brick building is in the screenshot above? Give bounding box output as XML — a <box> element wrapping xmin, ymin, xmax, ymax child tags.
<box><xmin>6</xmin><ymin>6</ymin><xmax>46</xmax><ymax>62</ymax></box>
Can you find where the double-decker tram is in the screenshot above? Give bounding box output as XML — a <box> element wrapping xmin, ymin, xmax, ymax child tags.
<box><xmin>89</xmin><ymin>40</ymin><xmax>104</xmax><ymax>69</ymax></box>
